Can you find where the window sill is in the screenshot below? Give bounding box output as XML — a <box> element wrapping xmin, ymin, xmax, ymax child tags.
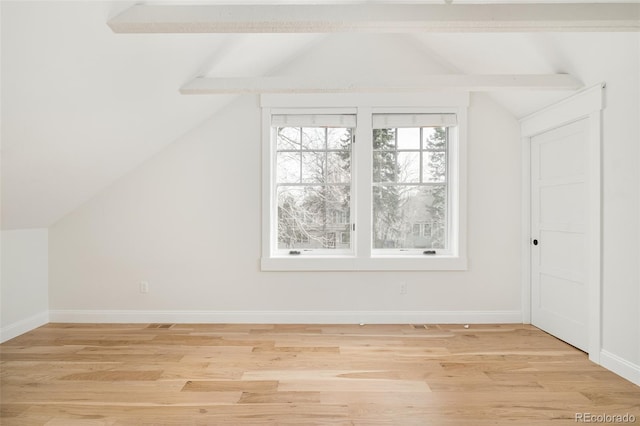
<box><xmin>260</xmin><ymin>255</ymin><xmax>467</xmax><ymax>271</ymax></box>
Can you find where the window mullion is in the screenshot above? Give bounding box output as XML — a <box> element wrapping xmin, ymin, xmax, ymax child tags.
<box><xmin>419</xmin><ymin>128</ymin><xmax>424</xmax><ymax>183</ymax></box>
<box><xmin>298</xmin><ymin>127</ymin><xmax>303</xmax><ymax>183</ymax></box>
<box><xmin>355</xmin><ymin>107</ymin><xmax>373</xmax><ymax>258</ymax></box>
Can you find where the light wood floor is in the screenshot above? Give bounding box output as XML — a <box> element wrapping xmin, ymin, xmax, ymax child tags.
<box><xmin>1</xmin><ymin>323</ymin><xmax>639</xmax><ymax>425</ymax></box>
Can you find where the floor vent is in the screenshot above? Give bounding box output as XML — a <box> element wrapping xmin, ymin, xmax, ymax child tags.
<box><xmin>147</xmin><ymin>324</ymin><xmax>175</xmax><ymax>329</ymax></box>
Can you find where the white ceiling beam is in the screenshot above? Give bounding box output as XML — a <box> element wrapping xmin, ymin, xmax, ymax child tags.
<box><xmin>179</xmin><ymin>74</ymin><xmax>583</xmax><ymax>94</ymax></box>
<box><xmin>108</xmin><ymin>4</ymin><xmax>640</xmax><ymax>33</ymax></box>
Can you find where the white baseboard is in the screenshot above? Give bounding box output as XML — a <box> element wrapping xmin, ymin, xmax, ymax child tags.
<box><xmin>0</xmin><ymin>311</ymin><xmax>49</xmax><ymax>343</ymax></box>
<box><xmin>600</xmin><ymin>350</ymin><xmax>640</xmax><ymax>387</ymax></box>
<box><xmin>49</xmin><ymin>309</ymin><xmax>522</xmax><ymax>325</ymax></box>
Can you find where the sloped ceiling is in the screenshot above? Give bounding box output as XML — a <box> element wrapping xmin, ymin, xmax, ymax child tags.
<box><xmin>1</xmin><ymin>1</ymin><xmax>319</xmax><ymax>229</ymax></box>
<box><xmin>2</xmin><ymin>1</ymin><xmax>638</xmax><ymax>229</ymax></box>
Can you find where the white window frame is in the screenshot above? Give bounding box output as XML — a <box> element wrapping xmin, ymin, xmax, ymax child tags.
<box><xmin>370</xmin><ymin>118</ymin><xmax>453</xmax><ymax>257</ymax></box>
<box><xmin>261</xmin><ymin>93</ymin><xmax>468</xmax><ymax>271</ymax></box>
<box><xmin>271</xmin><ymin>112</ymin><xmax>356</xmax><ymax>256</ymax></box>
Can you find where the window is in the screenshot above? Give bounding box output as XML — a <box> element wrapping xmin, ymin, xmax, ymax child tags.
<box><xmin>273</xmin><ymin>114</ymin><xmax>355</xmax><ymax>254</ymax></box>
<box><xmin>372</xmin><ymin>114</ymin><xmax>451</xmax><ymax>253</ymax></box>
<box><xmin>261</xmin><ymin>94</ymin><xmax>467</xmax><ymax>271</ymax></box>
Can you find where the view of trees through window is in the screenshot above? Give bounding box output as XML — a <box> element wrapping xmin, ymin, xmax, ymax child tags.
<box><xmin>275</xmin><ymin>118</ymin><xmax>448</xmax><ymax>252</ymax></box>
<box><xmin>373</xmin><ymin>126</ymin><xmax>447</xmax><ymax>249</ymax></box>
<box><xmin>276</xmin><ymin>126</ymin><xmax>353</xmax><ymax>250</ymax></box>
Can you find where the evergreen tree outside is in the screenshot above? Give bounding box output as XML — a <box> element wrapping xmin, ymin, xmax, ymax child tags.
<box><xmin>373</xmin><ymin>125</ymin><xmax>447</xmax><ymax>250</ymax></box>
<box><xmin>423</xmin><ymin>127</ymin><xmax>447</xmax><ymax>248</ymax></box>
<box><xmin>372</xmin><ymin>128</ymin><xmax>402</xmax><ymax>248</ymax></box>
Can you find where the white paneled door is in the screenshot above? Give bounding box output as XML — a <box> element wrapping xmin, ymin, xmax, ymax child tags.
<box><xmin>531</xmin><ymin>118</ymin><xmax>589</xmax><ymax>352</ymax></box>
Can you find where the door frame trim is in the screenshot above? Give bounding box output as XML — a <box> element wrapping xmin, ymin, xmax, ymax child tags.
<box><xmin>520</xmin><ymin>83</ymin><xmax>604</xmax><ymax>363</ymax></box>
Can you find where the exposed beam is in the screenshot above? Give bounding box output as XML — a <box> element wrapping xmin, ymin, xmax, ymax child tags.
<box><xmin>179</xmin><ymin>74</ymin><xmax>583</xmax><ymax>94</ymax></box>
<box><xmin>108</xmin><ymin>4</ymin><xmax>640</xmax><ymax>34</ymax></box>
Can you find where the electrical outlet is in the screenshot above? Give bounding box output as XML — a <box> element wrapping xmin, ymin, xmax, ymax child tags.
<box><xmin>140</xmin><ymin>281</ymin><xmax>149</xmax><ymax>294</ymax></box>
<box><xmin>399</xmin><ymin>282</ymin><xmax>407</xmax><ymax>295</ymax></box>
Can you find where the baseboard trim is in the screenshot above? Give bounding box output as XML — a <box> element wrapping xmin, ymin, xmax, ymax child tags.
<box><xmin>600</xmin><ymin>350</ymin><xmax>640</xmax><ymax>387</ymax></box>
<box><xmin>0</xmin><ymin>311</ymin><xmax>49</xmax><ymax>343</ymax></box>
<box><xmin>48</xmin><ymin>309</ymin><xmax>522</xmax><ymax>325</ymax></box>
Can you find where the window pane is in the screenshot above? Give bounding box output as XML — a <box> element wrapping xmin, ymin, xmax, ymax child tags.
<box><xmin>373</xmin><ymin>128</ymin><xmax>396</xmax><ymax>150</ymax></box>
<box><xmin>275</xmin><ymin>121</ymin><xmax>354</xmax><ymax>252</ymax></box>
<box><xmin>423</xmin><ymin>127</ymin><xmax>447</xmax><ymax>150</ymax></box>
<box><xmin>276</xmin><ymin>152</ymin><xmax>300</xmax><ymax>183</ymax></box>
<box><xmin>373</xmin><ymin>185</ymin><xmax>446</xmax><ymax>249</ymax></box>
<box><xmin>327</xmin><ymin>128</ymin><xmax>352</xmax><ymax>150</ymax></box>
<box><xmin>301</xmin><ymin>127</ymin><xmax>326</xmax><ymax>150</ymax></box>
<box><xmin>327</xmin><ymin>151</ymin><xmax>350</xmax><ymax>183</ymax></box>
<box><xmin>423</xmin><ymin>222</ymin><xmax>432</xmax><ymax>237</ymax></box>
<box><xmin>372</xmin><ymin>121</ymin><xmax>450</xmax><ymax>251</ymax></box>
<box><xmin>397</xmin><ymin>152</ymin><xmax>420</xmax><ymax>183</ymax></box>
<box><xmin>373</xmin><ymin>151</ymin><xmax>396</xmax><ymax>183</ymax></box>
<box><xmin>423</xmin><ymin>152</ymin><xmax>447</xmax><ymax>183</ymax></box>
<box><xmin>397</xmin><ymin>127</ymin><xmax>420</xmax><ymax>150</ymax></box>
<box><xmin>302</xmin><ymin>152</ymin><xmax>326</xmax><ymax>183</ymax></box>
<box><xmin>278</xmin><ymin>186</ymin><xmax>351</xmax><ymax>250</ymax></box>
<box><xmin>277</xmin><ymin>127</ymin><xmax>300</xmax><ymax>150</ymax></box>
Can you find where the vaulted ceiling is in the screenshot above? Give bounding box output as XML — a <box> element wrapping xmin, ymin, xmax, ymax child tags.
<box><xmin>2</xmin><ymin>1</ymin><xmax>638</xmax><ymax>229</ymax></box>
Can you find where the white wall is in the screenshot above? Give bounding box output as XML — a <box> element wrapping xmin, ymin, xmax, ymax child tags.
<box><xmin>48</xmin><ymin>35</ymin><xmax>523</xmax><ymax>324</ymax></box>
<box><xmin>48</xmin><ymin>90</ymin><xmax>522</xmax><ymax>323</ymax></box>
<box><xmin>561</xmin><ymin>34</ymin><xmax>640</xmax><ymax>381</ymax></box>
<box><xmin>1</xmin><ymin>228</ymin><xmax>49</xmax><ymax>342</ymax></box>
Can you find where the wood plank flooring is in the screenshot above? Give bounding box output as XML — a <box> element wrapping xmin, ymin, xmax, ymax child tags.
<box><xmin>1</xmin><ymin>323</ymin><xmax>639</xmax><ymax>425</ymax></box>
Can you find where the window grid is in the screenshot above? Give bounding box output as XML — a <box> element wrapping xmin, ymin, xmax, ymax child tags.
<box><xmin>372</xmin><ymin>127</ymin><xmax>449</xmax><ymax>251</ymax></box>
<box><xmin>275</xmin><ymin>125</ymin><xmax>353</xmax><ymax>252</ymax></box>
<box><xmin>372</xmin><ymin>127</ymin><xmax>449</xmax><ymax>185</ymax></box>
